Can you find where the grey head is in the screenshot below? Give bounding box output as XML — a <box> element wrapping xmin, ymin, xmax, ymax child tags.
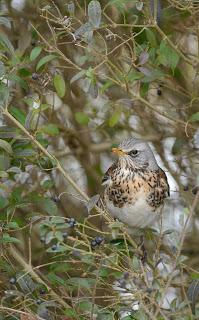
<box><xmin>113</xmin><ymin>137</ymin><xmax>158</xmax><ymax>170</ymax></box>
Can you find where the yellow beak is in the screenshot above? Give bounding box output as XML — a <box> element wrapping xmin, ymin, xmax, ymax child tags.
<box><xmin>112</xmin><ymin>147</ymin><xmax>126</xmax><ymax>156</ymax></box>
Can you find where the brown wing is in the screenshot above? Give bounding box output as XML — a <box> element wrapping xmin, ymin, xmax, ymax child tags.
<box><xmin>97</xmin><ymin>162</ymin><xmax>118</xmax><ymax>210</ymax></box>
<box><xmin>158</xmin><ymin>168</ymin><xmax>170</xmax><ymax>197</ymax></box>
<box><xmin>147</xmin><ymin>167</ymin><xmax>170</xmax><ymax>209</ymax></box>
<box><xmin>102</xmin><ymin>162</ymin><xmax>117</xmax><ymax>185</ymax></box>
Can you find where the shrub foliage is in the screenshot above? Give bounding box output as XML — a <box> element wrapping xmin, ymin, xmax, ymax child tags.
<box><xmin>0</xmin><ymin>1</ymin><xmax>199</xmax><ymax>319</ymax></box>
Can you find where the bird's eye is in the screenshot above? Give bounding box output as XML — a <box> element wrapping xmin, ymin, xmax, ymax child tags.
<box><xmin>130</xmin><ymin>150</ymin><xmax>139</xmax><ymax>157</ymax></box>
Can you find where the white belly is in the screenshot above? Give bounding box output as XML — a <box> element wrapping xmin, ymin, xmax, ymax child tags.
<box><xmin>105</xmin><ymin>196</ymin><xmax>160</xmax><ymax>229</ymax></box>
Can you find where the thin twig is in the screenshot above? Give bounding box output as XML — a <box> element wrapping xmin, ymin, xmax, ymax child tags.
<box><xmin>0</xmin><ymin>306</ymin><xmax>44</xmax><ymax>320</ymax></box>
<box><xmin>154</xmin><ymin>191</ymin><xmax>199</xmax><ymax>317</ymax></box>
<box><xmin>8</xmin><ymin>245</ymin><xmax>70</xmax><ymax>309</ymax></box>
<box><xmin>3</xmin><ymin>108</ymin><xmax>89</xmax><ymax>202</ymax></box>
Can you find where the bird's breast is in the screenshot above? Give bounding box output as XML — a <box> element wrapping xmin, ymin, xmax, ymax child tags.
<box><xmin>104</xmin><ymin>191</ymin><xmax>159</xmax><ymax>228</ymax></box>
<box><xmin>104</xmin><ymin>170</ymin><xmax>160</xmax><ymax>228</ymax></box>
<box><xmin>105</xmin><ymin>171</ymin><xmax>152</xmax><ymax>207</ymax></box>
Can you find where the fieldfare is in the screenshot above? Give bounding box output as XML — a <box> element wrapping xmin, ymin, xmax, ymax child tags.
<box><xmin>101</xmin><ymin>138</ymin><xmax>170</xmax><ymax>229</ymax></box>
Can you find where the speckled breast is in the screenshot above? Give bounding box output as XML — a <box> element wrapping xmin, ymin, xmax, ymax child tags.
<box><xmin>103</xmin><ymin>169</ymin><xmax>163</xmax><ymax>228</ymax></box>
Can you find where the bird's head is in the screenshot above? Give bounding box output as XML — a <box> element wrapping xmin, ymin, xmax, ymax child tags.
<box><xmin>112</xmin><ymin>138</ymin><xmax>158</xmax><ymax>170</ymax></box>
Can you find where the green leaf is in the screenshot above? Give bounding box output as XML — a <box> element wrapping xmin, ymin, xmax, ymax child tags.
<box><xmin>0</xmin><ymin>196</ymin><xmax>9</xmax><ymax>209</ymax></box>
<box><xmin>40</xmin><ymin>197</ymin><xmax>58</xmax><ymax>215</ymax></box>
<box><xmin>88</xmin><ymin>82</ymin><xmax>98</xmax><ymax>98</ymax></box>
<box><xmin>14</xmin><ymin>147</ymin><xmax>37</xmax><ymax>157</ymax></box>
<box><xmin>0</xmin><ymin>126</ymin><xmax>19</xmax><ymax>139</ymax></box>
<box><xmin>50</xmin><ymin>217</ymin><xmax>65</xmax><ymax>224</ymax></box>
<box><xmin>0</xmin><ymin>17</ymin><xmax>11</xmax><ymax>29</ymax></box>
<box><xmin>0</xmin><ymin>154</ymin><xmax>10</xmax><ymax>171</ymax></box>
<box><xmin>0</xmin><ymin>260</ymin><xmax>13</xmax><ymax>273</ymax></box>
<box><xmin>0</xmin><ymin>61</ymin><xmax>5</xmax><ymax>77</ymax></box>
<box><xmin>141</xmin><ymin>69</ymin><xmax>165</xmax><ymax>83</ymax></box>
<box><xmin>64</xmin><ymin>308</ymin><xmax>78</xmax><ymax>318</ymax></box>
<box><xmin>67</xmin><ymin>2</ymin><xmax>75</xmax><ymax>15</ymax></box>
<box><xmin>18</xmin><ymin>68</ymin><xmax>32</xmax><ymax>77</ymax></box>
<box><xmin>109</xmin><ymin>111</ymin><xmax>120</xmax><ymax>127</ymax></box>
<box><xmin>8</xmin><ymin>75</ymin><xmax>28</xmax><ymax>91</ymax></box>
<box><xmin>7</xmin><ymin>221</ymin><xmax>19</xmax><ymax>229</ymax></box>
<box><xmin>45</xmin><ymin>231</ymin><xmax>54</xmax><ymax>244</ymax></box>
<box><xmin>36</xmin><ymin>134</ymin><xmax>48</xmax><ymax>148</ymax></box>
<box><xmin>24</xmin><ymin>110</ymin><xmax>36</xmax><ymax>130</ymax></box>
<box><xmin>37</xmin><ymin>156</ymin><xmax>57</xmax><ymax>170</ymax></box>
<box><xmin>140</xmin><ymin>82</ymin><xmax>149</xmax><ymax>97</ymax></box>
<box><xmin>40</xmin><ymin>124</ymin><xmax>59</xmax><ymax>136</ymax></box>
<box><xmin>0</xmin><ymin>32</ymin><xmax>15</xmax><ymax>55</ymax></box>
<box><xmin>107</xmin><ymin>0</ymin><xmax>131</xmax><ymax>13</ymax></box>
<box><xmin>132</xmin><ymin>255</ymin><xmax>140</xmax><ymax>271</ymax></box>
<box><xmin>41</xmin><ymin>179</ymin><xmax>54</xmax><ymax>189</ymax></box>
<box><xmin>0</xmin><ymin>233</ymin><xmax>21</xmax><ymax>244</ymax></box>
<box><xmin>47</xmin><ymin>273</ymin><xmax>66</xmax><ymax>286</ymax></box>
<box><xmin>0</xmin><ymin>83</ymin><xmax>9</xmax><ymax>104</ymax></box>
<box><xmin>66</xmin><ymin>277</ymin><xmax>95</xmax><ymax>289</ymax></box>
<box><xmin>17</xmin><ymin>273</ymin><xmax>37</xmax><ymax>293</ymax></box>
<box><xmin>55</xmin><ymin>231</ymin><xmax>64</xmax><ymax>242</ymax></box>
<box><xmin>145</xmin><ymin>28</ymin><xmax>158</xmax><ymax>47</ymax></box>
<box><xmin>70</xmin><ymin>70</ymin><xmax>86</xmax><ymax>84</ymax></box>
<box><xmin>50</xmin><ymin>262</ymin><xmax>71</xmax><ymax>272</ymax></box>
<box><xmin>100</xmin><ymin>80</ymin><xmax>113</xmax><ymax>94</ymax></box>
<box><xmin>36</xmin><ymin>54</ymin><xmax>57</xmax><ymax>71</ymax></box>
<box><xmin>187</xmin><ymin>280</ymin><xmax>199</xmax><ymax>314</ymax></box>
<box><xmin>172</xmin><ymin>138</ymin><xmax>186</xmax><ymax>155</ymax></box>
<box><xmin>29</xmin><ymin>193</ymin><xmax>58</xmax><ymax>215</ymax></box>
<box><xmin>78</xmin><ymin>301</ymin><xmax>97</xmax><ymax>312</ymax></box>
<box><xmin>75</xmin><ymin>112</ymin><xmax>89</xmax><ymax>125</ymax></box>
<box><xmin>53</xmin><ymin>74</ymin><xmax>66</xmax><ymax>98</ymax></box>
<box><xmin>0</xmin><ymin>139</ymin><xmax>12</xmax><ymax>155</ymax></box>
<box><xmin>191</xmin><ymin>273</ymin><xmax>199</xmax><ymax>280</ymax></box>
<box><xmin>109</xmin><ymin>221</ymin><xmax>124</xmax><ymax>229</ymax></box>
<box><xmin>10</xmin><ymin>106</ymin><xmax>26</xmax><ymax>125</ymax></box>
<box><xmin>189</xmin><ymin>112</ymin><xmax>199</xmax><ymax>122</ymax></box>
<box><xmin>10</xmin><ymin>187</ymin><xmax>23</xmax><ymax>204</ymax></box>
<box><xmin>0</xmin><ymin>171</ymin><xmax>8</xmax><ymax>178</ymax></box>
<box><xmin>88</xmin><ymin>0</ymin><xmax>101</xmax><ymax>28</ymax></box>
<box><xmin>30</xmin><ymin>46</ymin><xmax>42</xmax><ymax>61</ymax></box>
<box><xmin>85</xmin><ymin>66</ymin><xmax>94</xmax><ymax>80</ymax></box>
<box><xmin>131</xmin><ymin>310</ymin><xmax>147</xmax><ymax>320</ymax></box>
<box><xmin>158</xmin><ymin>40</ymin><xmax>179</xmax><ymax>71</ymax></box>
<box><xmin>74</xmin><ymin>22</ymin><xmax>93</xmax><ymax>39</ymax></box>
<box><xmin>98</xmin><ymin>267</ymin><xmax>110</xmax><ymax>278</ymax></box>
<box><xmin>126</xmin><ymin>70</ymin><xmax>143</xmax><ymax>82</ymax></box>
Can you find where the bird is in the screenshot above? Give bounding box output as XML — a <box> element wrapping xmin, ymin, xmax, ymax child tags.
<box><xmin>100</xmin><ymin>137</ymin><xmax>170</xmax><ymax>229</ymax></box>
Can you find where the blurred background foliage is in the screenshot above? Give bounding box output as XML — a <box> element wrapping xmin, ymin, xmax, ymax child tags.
<box><xmin>0</xmin><ymin>0</ymin><xmax>199</xmax><ymax>319</ymax></box>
